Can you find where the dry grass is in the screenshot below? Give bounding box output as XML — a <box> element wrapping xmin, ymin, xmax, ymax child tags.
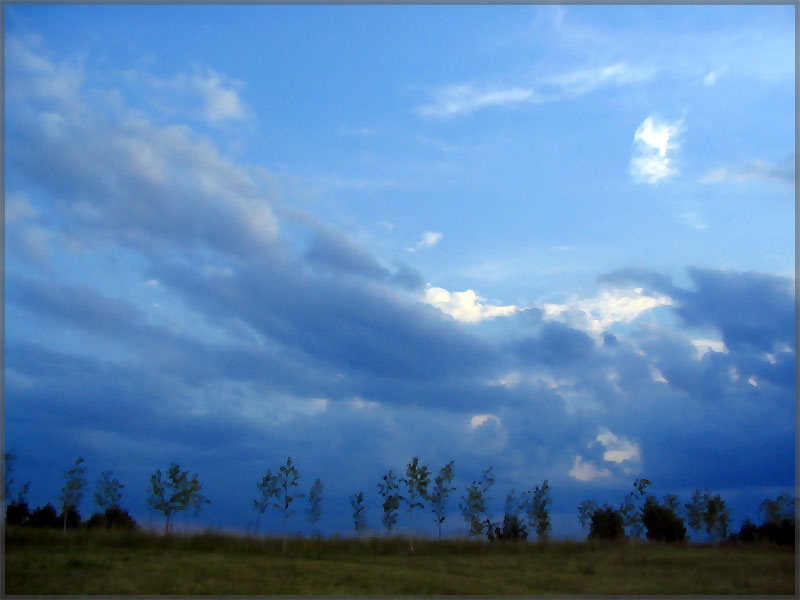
<box><xmin>4</xmin><ymin>527</ymin><xmax>795</xmax><ymax>595</ymax></box>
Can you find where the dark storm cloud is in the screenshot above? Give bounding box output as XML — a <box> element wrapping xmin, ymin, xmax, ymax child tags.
<box><xmin>151</xmin><ymin>256</ymin><xmax>498</xmax><ymax>386</ymax></box>
<box><xmin>673</xmin><ymin>268</ymin><xmax>794</xmax><ymax>353</ymax></box>
<box><xmin>304</xmin><ymin>229</ymin><xmax>390</xmax><ymax>281</ymax></box>
<box><xmin>511</xmin><ymin>320</ymin><xmax>596</xmax><ymax>367</ymax></box>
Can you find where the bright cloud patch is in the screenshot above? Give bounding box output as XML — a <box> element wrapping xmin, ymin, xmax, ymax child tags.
<box><xmin>596</xmin><ymin>428</ymin><xmax>641</xmax><ymax>464</ymax></box>
<box><xmin>691</xmin><ymin>338</ymin><xmax>728</xmax><ymax>360</ymax></box>
<box><xmin>425</xmin><ymin>285</ymin><xmax>518</xmax><ymax>323</ymax></box>
<box><xmin>569</xmin><ymin>456</ymin><xmax>611</xmax><ymax>481</ymax></box>
<box><xmin>418</xmin><ymin>84</ymin><xmax>536</xmax><ymax>118</ymax></box>
<box><xmin>630</xmin><ymin>115</ymin><xmax>682</xmax><ymax>183</ymax></box>
<box><xmin>470</xmin><ymin>413</ymin><xmax>501</xmax><ymax>429</ymax></box>
<box><xmin>543</xmin><ymin>287</ymin><xmax>672</xmax><ymax>333</ymax></box>
<box><xmin>408</xmin><ymin>231</ymin><xmax>443</xmax><ymax>251</ymax></box>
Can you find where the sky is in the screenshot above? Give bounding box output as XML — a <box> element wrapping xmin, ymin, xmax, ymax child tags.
<box><xmin>3</xmin><ymin>4</ymin><xmax>796</xmax><ymax>540</ymax></box>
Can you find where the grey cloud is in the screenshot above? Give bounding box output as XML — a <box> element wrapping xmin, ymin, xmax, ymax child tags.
<box><xmin>304</xmin><ymin>229</ymin><xmax>390</xmax><ymax>281</ymax></box>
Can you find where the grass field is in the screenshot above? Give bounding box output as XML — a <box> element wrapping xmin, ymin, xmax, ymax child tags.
<box><xmin>4</xmin><ymin>527</ymin><xmax>796</xmax><ymax>595</ymax></box>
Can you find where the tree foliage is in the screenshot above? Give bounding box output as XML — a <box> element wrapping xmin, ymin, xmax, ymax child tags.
<box><xmin>642</xmin><ymin>495</ymin><xmax>686</xmax><ymax>542</ymax></box>
<box><xmin>459</xmin><ymin>466</ymin><xmax>494</xmax><ymax>538</ymax></box>
<box><xmin>588</xmin><ymin>504</ymin><xmax>625</xmax><ymax>541</ymax></box>
<box><xmin>684</xmin><ymin>489</ymin><xmax>730</xmax><ymax>540</ymax></box>
<box><xmin>523</xmin><ymin>480</ymin><xmax>552</xmax><ymax>541</ymax></box>
<box><xmin>429</xmin><ymin>460</ymin><xmax>456</xmax><ymax>540</ymax></box>
<box><xmin>146</xmin><ymin>462</ymin><xmax>210</xmax><ymax>533</ymax></box>
<box><xmin>60</xmin><ymin>457</ymin><xmax>87</xmax><ymax>533</ymax></box>
<box><xmin>350</xmin><ymin>491</ymin><xmax>367</xmax><ymax>534</ymax></box>
<box><xmin>306</xmin><ymin>477</ymin><xmax>323</xmax><ymax>536</ymax></box>
<box><xmin>94</xmin><ymin>470</ymin><xmax>124</xmax><ymax>511</ymax></box>
<box><xmin>400</xmin><ymin>456</ymin><xmax>430</xmax><ymax>550</ymax></box>
<box><xmin>253</xmin><ymin>469</ymin><xmax>279</xmax><ymax>534</ymax></box>
<box><xmin>377</xmin><ymin>469</ymin><xmax>401</xmax><ymax>534</ymax></box>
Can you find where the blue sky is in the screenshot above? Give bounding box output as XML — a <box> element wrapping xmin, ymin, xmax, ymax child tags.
<box><xmin>4</xmin><ymin>4</ymin><xmax>795</xmax><ymax>539</ymax></box>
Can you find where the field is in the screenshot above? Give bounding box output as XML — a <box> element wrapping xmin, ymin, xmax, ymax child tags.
<box><xmin>4</xmin><ymin>527</ymin><xmax>796</xmax><ymax>595</ymax></box>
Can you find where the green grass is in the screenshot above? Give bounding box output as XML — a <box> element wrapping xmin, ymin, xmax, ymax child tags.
<box><xmin>4</xmin><ymin>527</ymin><xmax>795</xmax><ymax>595</ymax></box>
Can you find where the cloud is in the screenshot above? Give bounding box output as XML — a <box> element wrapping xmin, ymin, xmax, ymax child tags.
<box><xmin>568</xmin><ymin>456</ymin><xmax>611</xmax><ymax>481</ymax></box>
<box><xmin>470</xmin><ymin>413</ymin><xmax>501</xmax><ymax>429</ymax></box>
<box><xmin>596</xmin><ymin>428</ymin><xmax>641</xmax><ymax>464</ymax></box>
<box><xmin>407</xmin><ymin>231</ymin><xmax>443</xmax><ymax>252</ymax></box>
<box><xmin>702</xmin><ymin>66</ymin><xmax>727</xmax><ymax>86</ymax></box>
<box><xmin>189</xmin><ymin>67</ymin><xmax>247</xmax><ymax>122</ymax></box>
<box><xmin>542</xmin><ymin>287</ymin><xmax>673</xmax><ymax>333</ymax></box>
<box><xmin>630</xmin><ymin>115</ymin><xmax>682</xmax><ymax>183</ymax></box>
<box><xmin>700</xmin><ymin>155</ymin><xmax>794</xmax><ymax>186</ymax></box>
<box><xmin>417</xmin><ymin>85</ymin><xmax>537</xmax><ymax>118</ymax></box>
<box><xmin>304</xmin><ymin>229</ymin><xmax>390</xmax><ymax>281</ymax></box>
<box><xmin>424</xmin><ymin>285</ymin><xmax>518</xmax><ymax>323</ymax></box>
<box><xmin>540</xmin><ymin>62</ymin><xmax>654</xmax><ymax>97</ymax></box>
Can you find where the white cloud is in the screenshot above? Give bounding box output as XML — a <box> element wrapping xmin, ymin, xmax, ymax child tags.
<box><xmin>650</xmin><ymin>366</ymin><xmax>668</xmax><ymax>383</ymax></box>
<box><xmin>424</xmin><ymin>285</ymin><xmax>518</xmax><ymax>323</ymax></box>
<box><xmin>691</xmin><ymin>338</ymin><xmax>728</xmax><ymax>360</ymax></box>
<box><xmin>542</xmin><ymin>287</ymin><xmax>672</xmax><ymax>333</ymax></box>
<box><xmin>702</xmin><ymin>66</ymin><xmax>727</xmax><ymax>86</ymax></box>
<box><xmin>407</xmin><ymin>231</ymin><xmax>443</xmax><ymax>251</ymax></box>
<box><xmin>418</xmin><ymin>62</ymin><xmax>653</xmax><ymax>119</ymax></box>
<box><xmin>542</xmin><ymin>62</ymin><xmax>654</xmax><ymax>97</ymax></box>
<box><xmin>747</xmin><ymin>376</ymin><xmax>758</xmax><ymax>387</ymax></box>
<box><xmin>596</xmin><ymin>428</ymin><xmax>641</xmax><ymax>464</ymax></box>
<box><xmin>568</xmin><ymin>456</ymin><xmax>611</xmax><ymax>481</ymax></box>
<box><xmin>699</xmin><ymin>156</ymin><xmax>794</xmax><ymax>186</ymax></box>
<box><xmin>144</xmin><ymin>279</ymin><xmax>160</xmax><ymax>287</ymax></box>
<box><xmin>418</xmin><ymin>84</ymin><xmax>537</xmax><ymax>118</ymax></box>
<box><xmin>630</xmin><ymin>115</ymin><xmax>682</xmax><ymax>184</ymax></box>
<box><xmin>470</xmin><ymin>413</ymin><xmax>501</xmax><ymax>429</ymax></box>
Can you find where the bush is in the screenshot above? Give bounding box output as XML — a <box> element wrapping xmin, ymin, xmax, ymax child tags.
<box><xmin>6</xmin><ymin>501</ymin><xmax>30</xmax><ymax>526</ymax></box>
<box><xmin>588</xmin><ymin>506</ymin><xmax>625</xmax><ymax>541</ymax></box>
<box><xmin>27</xmin><ymin>504</ymin><xmax>59</xmax><ymax>528</ymax></box>
<box><xmin>757</xmin><ymin>519</ymin><xmax>795</xmax><ymax>547</ymax></box>
<box><xmin>486</xmin><ymin>514</ymin><xmax>528</xmax><ymax>541</ymax></box>
<box><xmin>642</xmin><ymin>498</ymin><xmax>686</xmax><ymax>542</ymax></box>
<box><xmin>86</xmin><ymin>507</ymin><xmax>138</xmax><ymax>530</ymax></box>
<box><xmin>734</xmin><ymin>518</ymin><xmax>758</xmax><ymax>543</ymax></box>
<box><xmin>58</xmin><ymin>507</ymin><xmax>82</xmax><ymax>529</ymax></box>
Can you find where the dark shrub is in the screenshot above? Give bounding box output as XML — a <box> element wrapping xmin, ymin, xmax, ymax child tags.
<box><xmin>589</xmin><ymin>506</ymin><xmax>625</xmax><ymax>541</ymax></box>
<box><xmin>58</xmin><ymin>507</ymin><xmax>82</xmax><ymax>529</ymax></box>
<box><xmin>86</xmin><ymin>512</ymin><xmax>108</xmax><ymax>529</ymax></box>
<box><xmin>486</xmin><ymin>514</ymin><xmax>528</xmax><ymax>541</ymax></box>
<box><xmin>734</xmin><ymin>518</ymin><xmax>758</xmax><ymax>543</ymax></box>
<box><xmin>6</xmin><ymin>501</ymin><xmax>30</xmax><ymax>526</ymax></box>
<box><xmin>642</xmin><ymin>499</ymin><xmax>686</xmax><ymax>542</ymax></box>
<box><xmin>105</xmin><ymin>507</ymin><xmax>138</xmax><ymax>529</ymax></box>
<box><xmin>758</xmin><ymin>519</ymin><xmax>795</xmax><ymax>547</ymax></box>
<box><xmin>27</xmin><ymin>504</ymin><xmax>59</xmax><ymax>528</ymax></box>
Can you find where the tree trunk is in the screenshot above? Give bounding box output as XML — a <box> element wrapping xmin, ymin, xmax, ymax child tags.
<box><xmin>62</xmin><ymin>509</ymin><xmax>67</xmax><ymax>536</ymax></box>
<box><xmin>438</xmin><ymin>521</ymin><xmax>442</xmax><ymax>540</ymax></box>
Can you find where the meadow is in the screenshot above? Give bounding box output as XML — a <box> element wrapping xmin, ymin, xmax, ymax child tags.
<box><xmin>4</xmin><ymin>527</ymin><xmax>795</xmax><ymax>595</ymax></box>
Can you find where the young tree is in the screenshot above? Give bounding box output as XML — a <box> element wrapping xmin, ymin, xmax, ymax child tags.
<box><xmin>253</xmin><ymin>469</ymin><xmax>279</xmax><ymax>534</ymax></box>
<box><xmin>577</xmin><ymin>500</ymin><xmax>599</xmax><ymax>533</ymax></box>
<box><xmin>275</xmin><ymin>457</ymin><xmax>304</xmax><ymax>551</ymax></box>
<box><xmin>619</xmin><ymin>478</ymin><xmax>650</xmax><ymax>539</ymax></box>
<box><xmin>94</xmin><ymin>470</ymin><xmax>124</xmax><ymax>511</ymax></box>
<box><xmin>306</xmin><ymin>478</ymin><xmax>323</xmax><ymax>539</ymax></box>
<box><xmin>5</xmin><ymin>451</ymin><xmax>30</xmax><ymax>508</ymax></box>
<box><xmin>4</xmin><ymin>452</ymin><xmax>30</xmax><ymax>525</ymax></box>
<box><xmin>642</xmin><ymin>495</ymin><xmax>686</xmax><ymax>542</ymax></box>
<box><xmin>459</xmin><ymin>466</ymin><xmax>494</xmax><ymax>539</ymax></box>
<box><xmin>523</xmin><ymin>480</ymin><xmax>552</xmax><ymax>541</ymax></box>
<box><xmin>146</xmin><ymin>461</ymin><xmax>210</xmax><ymax>534</ymax></box>
<box><xmin>429</xmin><ymin>461</ymin><xmax>456</xmax><ymax>540</ymax></box>
<box><xmin>350</xmin><ymin>491</ymin><xmax>367</xmax><ymax>534</ymax></box>
<box><xmin>401</xmin><ymin>456</ymin><xmax>430</xmax><ymax>552</ymax></box>
<box><xmin>60</xmin><ymin>457</ymin><xmax>87</xmax><ymax>534</ymax></box>
<box><xmin>684</xmin><ymin>488</ymin><xmax>731</xmax><ymax>540</ymax></box>
<box><xmin>377</xmin><ymin>469</ymin><xmax>401</xmax><ymax>535</ymax></box>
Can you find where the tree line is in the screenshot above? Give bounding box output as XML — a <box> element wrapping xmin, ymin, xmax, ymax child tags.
<box><xmin>4</xmin><ymin>452</ymin><xmax>795</xmax><ymax>548</ymax></box>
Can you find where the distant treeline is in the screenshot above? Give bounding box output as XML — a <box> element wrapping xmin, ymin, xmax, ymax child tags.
<box><xmin>4</xmin><ymin>452</ymin><xmax>795</xmax><ymax>547</ymax></box>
